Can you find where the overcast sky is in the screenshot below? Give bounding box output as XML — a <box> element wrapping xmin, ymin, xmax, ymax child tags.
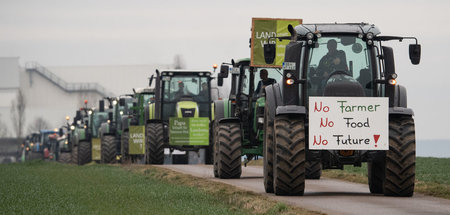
<box><xmin>1</xmin><ymin>0</ymin><xmax>449</xmax><ymax>140</ymax></box>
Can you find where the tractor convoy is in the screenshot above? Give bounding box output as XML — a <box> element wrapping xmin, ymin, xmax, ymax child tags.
<box><xmin>19</xmin><ymin>20</ymin><xmax>421</xmax><ymax>197</ymax></box>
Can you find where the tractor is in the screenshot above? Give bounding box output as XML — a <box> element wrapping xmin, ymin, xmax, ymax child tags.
<box><xmin>213</xmin><ymin>58</ymin><xmax>282</xmax><ymax>178</ymax></box>
<box><xmin>99</xmin><ymin>97</ymin><xmax>123</xmax><ymax>164</ymax></box>
<box><xmin>262</xmin><ymin>23</ymin><xmax>421</xmax><ymax>196</ymax></box>
<box><xmin>121</xmin><ymin>88</ymin><xmax>154</xmax><ymax>163</ymax></box>
<box><xmin>145</xmin><ymin>70</ymin><xmax>213</xmax><ymax>164</ymax></box>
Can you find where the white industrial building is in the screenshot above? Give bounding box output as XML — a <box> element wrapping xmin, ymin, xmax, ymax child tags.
<box><xmin>0</xmin><ymin>57</ymin><xmax>170</xmax><ymax>137</ymax></box>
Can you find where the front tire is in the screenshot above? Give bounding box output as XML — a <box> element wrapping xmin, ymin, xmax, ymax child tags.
<box><xmin>384</xmin><ymin>116</ymin><xmax>416</xmax><ymax>197</ymax></box>
<box><xmin>101</xmin><ymin>135</ymin><xmax>116</xmax><ymax>164</ymax></box>
<box><xmin>305</xmin><ymin>161</ymin><xmax>322</xmax><ymax>179</ymax></box>
<box><xmin>217</xmin><ymin>123</ymin><xmax>242</xmax><ymax>179</ymax></box>
<box><xmin>145</xmin><ymin>123</ymin><xmax>164</xmax><ymax>164</ymax></box>
<box><xmin>263</xmin><ymin>106</ymin><xmax>274</xmax><ymax>193</ymax></box>
<box><xmin>59</xmin><ymin>152</ymin><xmax>71</xmax><ymax>163</ymax></box>
<box><xmin>273</xmin><ymin>115</ymin><xmax>305</xmax><ymax>196</ymax></box>
<box><xmin>368</xmin><ymin>160</ymin><xmax>385</xmax><ymax>194</ymax></box>
<box><xmin>71</xmin><ymin>146</ymin><xmax>78</xmax><ymax>164</ymax></box>
<box><xmin>78</xmin><ymin>141</ymin><xmax>91</xmax><ymax>165</ymax></box>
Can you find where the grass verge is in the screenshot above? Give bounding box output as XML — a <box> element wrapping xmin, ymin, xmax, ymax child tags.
<box><xmin>124</xmin><ymin>165</ymin><xmax>322</xmax><ymax>215</ymax></box>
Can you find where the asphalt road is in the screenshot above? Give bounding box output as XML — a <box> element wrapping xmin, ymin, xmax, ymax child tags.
<box><xmin>161</xmin><ymin>165</ymin><xmax>450</xmax><ymax>215</ymax></box>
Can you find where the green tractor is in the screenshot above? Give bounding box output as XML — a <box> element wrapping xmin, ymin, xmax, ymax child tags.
<box><xmin>145</xmin><ymin>70</ymin><xmax>213</xmax><ymax>164</ymax></box>
<box><xmin>70</xmin><ymin>102</ymin><xmax>93</xmax><ymax>165</ymax></box>
<box><xmin>71</xmin><ymin>100</ymin><xmax>108</xmax><ymax>165</ymax></box>
<box><xmin>261</xmin><ymin>23</ymin><xmax>421</xmax><ymax>196</ymax></box>
<box><xmin>121</xmin><ymin>88</ymin><xmax>154</xmax><ymax>163</ymax></box>
<box><xmin>213</xmin><ymin>58</ymin><xmax>282</xmax><ymax>178</ymax></box>
<box><xmin>99</xmin><ymin>97</ymin><xmax>124</xmax><ymax>164</ymax></box>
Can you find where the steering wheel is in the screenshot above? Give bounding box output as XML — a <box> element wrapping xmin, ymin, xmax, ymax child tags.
<box><xmin>326</xmin><ymin>70</ymin><xmax>351</xmax><ymax>82</ymax></box>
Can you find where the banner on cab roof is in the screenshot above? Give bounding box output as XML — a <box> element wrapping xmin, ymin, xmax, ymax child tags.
<box><xmin>251</xmin><ymin>18</ymin><xmax>302</xmax><ymax>68</ymax></box>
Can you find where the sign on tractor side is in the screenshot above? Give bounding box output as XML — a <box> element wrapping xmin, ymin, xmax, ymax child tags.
<box><xmin>250</xmin><ymin>17</ymin><xmax>302</xmax><ymax>67</ymax></box>
<box><xmin>92</xmin><ymin>138</ymin><xmax>101</xmax><ymax>160</ymax></box>
<box><xmin>169</xmin><ymin>117</ymin><xmax>209</xmax><ymax>146</ymax></box>
<box><xmin>309</xmin><ymin>97</ymin><xmax>389</xmax><ymax>150</ymax></box>
<box><xmin>129</xmin><ymin>126</ymin><xmax>145</xmax><ymax>154</ymax></box>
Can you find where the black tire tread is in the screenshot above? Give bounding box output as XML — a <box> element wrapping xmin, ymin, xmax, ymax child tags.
<box><xmin>263</xmin><ymin>106</ymin><xmax>274</xmax><ymax>193</ymax></box>
<box><xmin>217</xmin><ymin>123</ymin><xmax>242</xmax><ymax>179</ymax></box>
<box><xmin>305</xmin><ymin>161</ymin><xmax>322</xmax><ymax>179</ymax></box>
<box><xmin>78</xmin><ymin>141</ymin><xmax>91</xmax><ymax>165</ymax></box>
<box><xmin>273</xmin><ymin>115</ymin><xmax>305</xmax><ymax>196</ymax></box>
<box><xmin>145</xmin><ymin>123</ymin><xmax>164</xmax><ymax>164</ymax></box>
<box><xmin>101</xmin><ymin>135</ymin><xmax>116</xmax><ymax>164</ymax></box>
<box><xmin>384</xmin><ymin>116</ymin><xmax>416</xmax><ymax>197</ymax></box>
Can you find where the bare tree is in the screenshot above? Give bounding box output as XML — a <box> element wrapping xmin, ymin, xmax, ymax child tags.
<box><xmin>27</xmin><ymin>117</ymin><xmax>51</xmax><ymax>134</ymax></box>
<box><xmin>174</xmin><ymin>54</ymin><xmax>185</xmax><ymax>69</ymax></box>
<box><xmin>10</xmin><ymin>89</ymin><xmax>26</xmax><ymax>138</ymax></box>
<box><xmin>0</xmin><ymin>114</ymin><xmax>9</xmax><ymax>137</ymax></box>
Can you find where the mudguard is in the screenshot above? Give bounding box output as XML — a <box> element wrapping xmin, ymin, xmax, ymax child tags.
<box><xmin>99</xmin><ymin>123</ymin><xmax>110</xmax><ymax>136</ymax></box>
<box><xmin>213</xmin><ymin>99</ymin><xmax>231</xmax><ymax>122</ymax></box>
<box><xmin>264</xmin><ymin>83</ymin><xmax>284</xmax><ymax>120</ymax></box>
<box><xmin>389</xmin><ymin>84</ymin><xmax>414</xmax><ymax>116</ymax></box>
<box><xmin>121</xmin><ymin>116</ymin><xmax>129</xmax><ymax>131</ymax></box>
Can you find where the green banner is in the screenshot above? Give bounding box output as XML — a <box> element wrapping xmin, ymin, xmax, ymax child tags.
<box><xmin>251</xmin><ymin>18</ymin><xmax>302</xmax><ymax>67</ymax></box>
<box><xmin>92</xmin><ymin>138</ymin><xmax>101</xmax><ymax>160</ymax></box>
<box><xmin>129</xmin><ymin>126</ymin><xmax>145</xmax><ymax>154</ymax></box>
<box><xmin>170</xmin><ymin>117</ymin><xmax>209</xmax><ymax>146</ymax></box>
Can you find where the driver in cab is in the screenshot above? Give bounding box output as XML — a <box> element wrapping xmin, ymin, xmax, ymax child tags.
<box><xmin>316</xmin><ymin>39</ymin><xmax>348</xmax><ymax>79</ymax></box>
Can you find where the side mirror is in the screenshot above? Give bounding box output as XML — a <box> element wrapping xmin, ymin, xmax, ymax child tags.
<box><xmin>108</xmin><ymin>112</ymin><xmax>113</xmax><ymax>121</ymax></box>
<box><xmin>119</xmin><ymin>98</ymin><xmax>125</xmax><ymax>106</ymax></box>
<box><xmin>218</xmin><ymin>77</ymin><xmax>224</xmax><ymax>87</ymax></box>
<box><xmin>264</xmin><ymin>43</ymin><xmax>276</xmax><ymax>64</ymax></box>
<box><xmin>409</xmin><ymin>44</ymin><xmax>421</xmax><ymax>65</ymax></box>
<box><xmin>149</xmin><ymin>75</ymin><xmax>154</xmax><ymax>87</ymax></box>
<box><xmin>99</xmin><ymin>100</ymin><xmax>105</xmax><ymax>112</ymax></box>
<box><xmin>75</xmin><ymin>110</ymin><xmax>81</xmax><ymax>121</ymax></box>
<box><xmin>219</xmin><ymin>65</ymin><xmax>229</xmax><ymax>78</ymax></box>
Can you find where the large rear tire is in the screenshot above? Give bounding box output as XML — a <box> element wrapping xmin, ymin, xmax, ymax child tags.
<box><xmin>263</xmin><ymin>106</ymin><xmax>274</xmax><ymax>193</ymax></box>
<box><xmin>121</xmin><ymin>131</ymin><xmax>130</xmax><ymax>164</ymax></box>
<box><xmin>368</xmin><ymin>160</ymin><xmax>385</xmax><ymax>194</ymax></box>
<box><xmin>217</xmin><ymin>123</ymin><xmax>242</xmax><ymax>179</ymax></box>
<box><xmin>101</xmin><ymin>135</ymin><xmax>116</xmax><ymax>164</ymax></box>
<box><xmin>78</xmin><ymin>141</ymin><xmax>91</xmax><ymax>165</ymax></box>
<box><xmin>213</xmin><ymin>122</ymin><xmax>219</xmax><ymax>178</ymax></box>
<box><xmin>384</xmin><ymin>116</ymin><xmax>415</xmax><ymax>197</ymax></box>
<box><xmin>59</xmin><ymin>152</ymin><xmax>71</xmax><ymax>163</ymax></box>
<box><xmin>305</xmin><ymin>161</ymin><xmax>322</xmax><ymax>179</ymax></box>
<box><xmin>145</xmin><ymin>123</ymin><xmax>164</xmax><ymax>164</ymax></box>
<box><xmin>71</xmin><ymin>146</ymin><xmax>78</xmax><ymax>164</ymax></box>
<box><xmin>273</xmin><ymin>115</ymin><xmax>305</xmax><ymax>196</ymax></box>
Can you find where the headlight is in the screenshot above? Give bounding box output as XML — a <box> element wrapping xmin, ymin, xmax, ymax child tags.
<box><xmin>366</xmin><ymin>32</ymin><xmax>374</xmax><ymax>40</ymax></box>
<box><xmin>120</xmin><ymin>111</ymin><xmax>124</xmax><ymax>115</ymax></box>
<box><xmin>306</xmin><ymin>32</ymin><xmax>314</xmax><ymax>40</ymax></box>
<box><xmin>258</xmin><ymin>117</ymin><xmax>264</xmax><ymax>124</ymax></box>
<box><xmin>30</xmin><ymin>143</ymin><xmax>34</xmax><ymax>147</ymax></box>
<box><xmin>107</xmin><ymin>120</ymin><xmax>111</xmax><ymax>124</ymax></box>
<box><xmin>84</xmin><ymin>125</ymin><xmax>87</xmax><ymax>129</ymax></box>
<box><xmin>88</xmin><ymin>110</ymin><xmax>93</xmax><ymax>115</ymax></box>
<box><xmin>70</xmin><ymin>125</ymin><xmax>75</xmax><ymax>130</ymax></box>
<box><xmin>112</xmin><ymin>100</ymin><xmax>117</xmax><ymax>105</ymax></box>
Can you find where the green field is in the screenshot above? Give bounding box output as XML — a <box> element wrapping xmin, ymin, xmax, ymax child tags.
<box><xmin>0</xmin><ymin>161</ymin><xmax>246</xmax><ymax>215</ymax></box>
<box><xmin>323</xmin><ymin>157</ymin><xmax>450</xmax><ymax>199</ymax></box>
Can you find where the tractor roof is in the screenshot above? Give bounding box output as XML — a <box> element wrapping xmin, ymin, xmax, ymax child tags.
<box><xmin>135</xmin><ymin>88</ymin><xmax>154</xmax><ymax>94</ymax></box>
<box><xmin>295</xmin><ymin>23</ymin><xmax>381</xmax><ymax>36</ymax></box>
<box><xmin>160</xmin><ymin>70</ymin><xmax>212</xmax><ymax>75</ymax></box>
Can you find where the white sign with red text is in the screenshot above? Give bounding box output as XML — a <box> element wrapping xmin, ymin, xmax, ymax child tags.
<box><xmin>309</xmin><ymin>97</ymin><xmax>389</xmax><ymax>150</ymax></box>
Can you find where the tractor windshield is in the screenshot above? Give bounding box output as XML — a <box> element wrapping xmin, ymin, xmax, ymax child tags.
<box><xmin>306</xmin><ymin>36</ymin><xmax>374</xmax><ymax>97</ymax></box>
<box><xmin>161</xmin><ymin>74</ymin><xmax>211</xmax><ymax>120</ymax></box>
<box><xmin>240</xmin><ymin>67</ymin><xmax>282</xmax><ymax>96</ymax></box>
<box><xmin>91</xmin><ymin>112</ymin><xmax>108</xmax><ymax>137</ymax></box>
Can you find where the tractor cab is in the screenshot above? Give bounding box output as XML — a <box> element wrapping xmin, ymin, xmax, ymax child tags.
<box><xmin>160</xmin><ymin>71</ymin><xmax>212</xmax><ymax>120</ymax></box>
<box><xmin>145</xmin><ymin>70</ymin><xmax>213</xmax><ymax>164</ymax></box>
